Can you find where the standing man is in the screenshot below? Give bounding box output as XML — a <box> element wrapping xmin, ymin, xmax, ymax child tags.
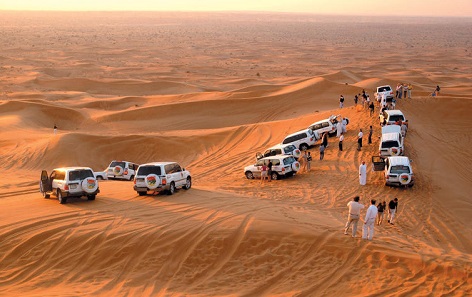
<box><xmin>299</xmin><ymin>151</ymin><xmax>308</xmax><ymax>173</ymax></box>
<box><xmin>339</xmin><ymin>95</ymin><xmax>345</xmax><ymax>108</ymax></box>
<box><xmin>336</xmin><ymin>121</ymin><xmax>342</xmax><ymax>137</ymax></box>
<box><xmin>339</xmin><ymin>132</ymin><xmax>344</xmax><ymax>151</ymax></box>
<box><xmin>267</xmin><ymin>160</ymin><xmax>273</xmax><ymax>182</ymax></box>
<box><xmin>342</xmin><ymin>118</ymin><xmax>348</xmax><ymax>133</ymax></box>
<box><xmin>368</xmin><ymin>125</ymin><xmax>373</xmax><ymax>144</ymax></box>
<box><xmin>357</xmin><ymin>129</ymin><xmax>363</xmax><ymax>151</ymax></box>
<box><xmin>344</xmin><ymin>196</ymin><xmax>365</xmax><ymax>237</ymax></box>
<box><xmin>407</xmin><ymin>83</ymin><xmax>412</xmax><ymax>98</ymax></box>
<box><xmin>363</xmin><ymin>199</ymin><xmax>378</xmax><ymax>240</ymax></box>
<box><xmin>359</xmin><ymin>161</ymin><xmax>367</xmax><ymax>185</ymax></box>
<box><xmin>319</xmin><ymin>144</ymin><xmax>325</xmax><ymax>160</ymax></box>
<box><xmin>388</xmin><ymin>198</ymin><xmax>399</xmax><ymax>225</ymax></box>
<box><xmin>306</xmin><ymin>152</ymin><xmax>312</xmax><ymax>172</ymax></box>
<box><xmin>369</xmin><ymin>101</ymin><xmax>375</xmax><ymax>116</ymax></box>
<box><xmin>322</xmin><ymin>132</ymin><xmax>328</xmax><ymax>148</ymax></box>
<box><xmin>53</xmin><ymin>124</ymin><xmax>58</xmax><ymax>135</ymax></box>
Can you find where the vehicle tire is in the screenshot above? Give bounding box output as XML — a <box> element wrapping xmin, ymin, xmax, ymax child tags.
<box><xmin>145</xmin><ymin>174</ymin><xmax>160</xmax><ymax>190</ymax></box>
<box><xmin>82</xmin><ymin>177</ymin><xmax>98</xmax><ymax>194</ymax></box>
<box><xmin>271</xmin><ymin>172</ymin><xmax>279</xmax><ymax>180</ymax></box>
<box><xmin>292</xmin><ymin>149</ymin><xmax>301</xmax><ymax>158</ymax></box>
<box><xmin>87</xmin><ymin>195</ymin><xmax>96</xmax><ymax>201</ymax></box>
<box><xmin>388</xmin><ymin>147</ymin><xmax>401</xmax><ymax>156</ymax></box>
<box><xmin>183</xmin><ymin>177</ymin><xmax>192</xmax><ymax>190</ymax></box>
<box><xmin>328</xmin><ymin>131</ymin><xmax>336</xmax><ymax>137</ymax></box>
<box><xmin>299</xmin><ymin>143</ymin><xmax>308</xmax><ymax>151</ymax></box>
<box><xmin>292</xmin><ymin>161</ymin><xmax>301</xmax><ymax>172</ymax></box>
<box><xmin>345</xmin><ymin>118</ymin><xmax>349</xmax><ymax>125</ymax></box>
<box><xmin>167</xmin><ymin>182</ymin><xmax>175</xmax><ymax>195</ymax></box>
<box><xmin>138</xmin><ymin>191</ymin><xmax>147</xmax><ymax>196</ymax></box>
<box><xmin>245</xmin><ymin>171</ymin><xmax>254</xmax><ymax>179</ymax></box>
<box><xmin>57</xmin><ymin>190</ymin><xmax>66</xmax><ymax>204</ymax></box>
<box><xmin>96</xmin><ymin>176</ymin><xmax>103</xmax><ymax>180</ymax></box>
<box><xmin>399</xmin><ymin>174</ymin><xmax>411</xmax><ymax>185</ymax></box>
<box><xmin>129</xmin><ymin>175</ymin><xmax>134</xmax><ymax>181</ymax></box>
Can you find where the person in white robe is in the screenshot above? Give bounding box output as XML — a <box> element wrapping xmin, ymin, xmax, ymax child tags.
<box><xmin>336</xmin><ymin>121</ymin><xmax>342</xmax><ymax>137</ymax></box>
<box><xmin>342</xmin><ymin>118</ymin><xmax>347</xmax><ymax>133</ymax></box>
<box><xmin>362</xmin><ymin>199</ymin><xmax>378</xmax><ymax>240</ymax></box>
<box><xmin>359</xmin><ymin>161</ymin><xmax>367</xmax><ymax>185</ymax></box>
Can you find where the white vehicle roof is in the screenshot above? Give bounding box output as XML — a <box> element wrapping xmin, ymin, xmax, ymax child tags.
<box><xmin>285</xmin><ymin>128</ymin><xmax>313</xmax><ymax>138</ymax></box>
<box><xmin>387</xmin><ymin>156</ymin><xmax>411</xmax><ymax>166</ymax></box>
<box><xmin>267</xmin><ymin>143</ymin><xmax>296</xmax><ymax>150</ymax></box>
<box><xmin>377</xmin><ymin>85</ymin><xmax>392</xmax><ymax>90</ymax></box>
<box><xmin>384</xmin><ymin>110</ymin><xmax>405</xmax><ymax>116</ymax></box>
<box><xmin>53</xmin><ymin>167</ymin><xmax>93</xmax><ymax>171</ymax></box>
<box><xmin>139</xmin><ymin>162</ymin><xmax>177</xmax><ymax>167</ymax></box>
<box><xmin>381</xmin><ymin>133</ymin><xmax>401</xmax><ymax>142</ymax></box>
<box><xmin>381</xmin><ymin>125</ymin><xmax>401</xmax><ymax>134</ymax></box>
<box><xmin>260</xmin><ymin>154</ymin><xmax>294</xmax><ymax>161</ymax></box>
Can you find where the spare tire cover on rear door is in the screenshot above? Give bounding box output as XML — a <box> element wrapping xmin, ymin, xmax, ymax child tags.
<box><xmin>82</xmin><ymin>178</ymin><xmax>98</xmax><ymax>193</ymax></box>
<box><xmin>388</xmin><ymin>147</ymin><xmax>401</xmax><ymax>156</ymax></box>
<box><xmin>145</xmin><ymin>174</ymin><xmax>160</xmax><ymax>189</ymax></box>
<box><xmin>292</xmin><ymin>149</ymin><xmax>301</xmax><ymax>158</ymax></box>
<box><xmin>399</xmin><ymin>174</ymin><xmax>411</xmax><ymax>185</ymax></box>
<box><xmin>113</xmin><ymin>166</ymin><xmax>124</xmax><ymax>176</ymax></box>
<box><xmin>292</xmin><ymin>161</ymin><xmax>301</xmax><ymax>172</ymax></box>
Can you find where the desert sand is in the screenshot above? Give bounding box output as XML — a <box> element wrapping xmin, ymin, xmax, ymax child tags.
<box><xmin>0</xmin><ymin>11</ymin><xmax>471</xmax><ymax>296</ymax></box>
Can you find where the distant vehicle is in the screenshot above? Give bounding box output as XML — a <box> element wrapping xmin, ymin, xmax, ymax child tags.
<box><xmin>244</xmin><ymin>155</ymin><xmax>300</xmax><ymax>180</ymax></box>
<box><xmin>93</xmin><ymin>170</ymin><xmax>107</xmax><ymax>180</ymax></box>
<box><xmin>372</xmin><ymin>156</ymin><xmax>414</xmax><ymax>187</ymax></box>
<box><xmin>375</xmin><ymin>85</ymin><xmax>394</xmax><ymax>102</ymax></box>
<box><xmin>106</xmin><ymin>160</ymin><xmax>139</xmax><ymax>181</ymax></box>
<box><xmin>379</xmin><ymin>110</ymin><xmax>406</xmax><ymax>126</ymax></box>
<box><xmin>257</xmin><ymin>143</ymin><xmax>301</xmax><ymax>160</ymax></box>
<box><xmin>133</xmin><ymin>162</ymin><xmax>191</xmax><ymax>196</ymax></box>
<box><xmin>40</xmin><ymin>167</ymin><xmax>100</xmax><ymax>204</ymax></box>
<box><xmin>379</xmin><ymin>125</ymin><xmax>404</xmax><ymax>157</ymax></box>
<box><xmin>309</xmin><ymin>115</ymin><xmax>349</xmax><ymax>137</ymax></box>
<box><xmin>282</xmin><ymin>128</ymin><xmax>319</xmax><ymax>151</ymax></box>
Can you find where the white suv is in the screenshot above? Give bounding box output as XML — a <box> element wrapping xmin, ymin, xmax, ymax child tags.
<box><xmin>375</xmin><ymin>85</ymin><xmax>394</xmax><ymax>102</ymax></box>
<box><xmin>40</xmin><ymin>167</ymin><xmax>100</xmax><ymax>204</ymax></box>
<box><xmin>282</xmin><ymin>128</ymin><xmax>319</xmax><ymax>151</ymax></box>
<box><xmin>106</xmin><ymin>160</ymin><xmax>139</xmax><ymax>181</ymax></box>
<box><xmin>372</xmin><ymin>156</ymin><xmax>414</xmax><ymax>187</ymax></box>
<box><xmin>309</xmin><ymin>115</ymin><xmax>349</xmax><ymax>137</ymax></box>
<box><xmin>379</xmin><ymin>125</ymin><xmax>404</xmax><ymax>157</ymax></box>
<box><xmin>257</xmin><ymin>143</ymin><xmax>301</xmax><ymax>160</ymax></box>
<box><xmin>379</xmin><ymin>110</ymin><xmax>406</xmax><ymax>126</ymax></box>
<box><xmin>244</xmin><ymin>155</ymin><xmax>300</xmax><ymax>180</ymax></box>
<box><xmin>133</xmin><ymin>162</ymin><xmax>191</xmax><ymax>196</ymax></box>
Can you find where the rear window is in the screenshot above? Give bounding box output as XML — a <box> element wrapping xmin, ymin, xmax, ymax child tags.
<box><xmin>381</xmin><ymin>140</ymin><xmax>400</xmax><ymax>149</ymax></box>
<box><xmin>69</xmin><ymin>170</ymin><xmax>94</xmax><ymax>181</ymax></box>
<box><xmin>137</xmin><ymin>166</ymin><xmax>162</xmax><ymax>176</ymax></box>
<box><xmin>390</xmin><ymin>165</ymin><xmax>411</xmax><ymax>174</ymax></box>
<box><xmin>388</xmin><ymin>115</ymin><xmax>405</xmax><ymax>122</ymax></box>
<box><xmin>283</xmin><ymin>156</ymin><xmax>296</xmax><ymax>165</ymax></box>
<box><xmin>110</xmin><ymin>161</ymin><xmax>125</xmax><ymax>168</ymax></box>
<box><xmin>283</xmin><ymin>145</ymin><xmax>296</xmax><ymax>154</ymax></box>
<box><xmin>378</xmin><ymin>87</ymin><xmax>391</xmax><ymax>92</ymax></box>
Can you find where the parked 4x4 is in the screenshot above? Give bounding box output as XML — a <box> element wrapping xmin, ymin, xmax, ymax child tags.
<box><xmin>375</xmin><ymin>85</ymin><xmax>394</xmax><ymax>102</ymax></box>
<box><xmin>379</xmin><ymin>125</ymin><xmax>404</xmax><ymax>157</ymax></box>
<box><xmin>372</xmin><ymin>156</ymin><xmax>414</xmax><ymax>187</ymax></box>
<box><xmin>40</xmin><ymin>167</ymin><xmax>100</xmax><ymax>204</ymax></box>
<box><xmin>133</xmin><ymin>162</ymin><xmax>191</xmax><ymax>196</ymax></box>
<box><xmin>106</xmin><ymin>160</ymin><xmax>139</xmax><ymax>181</ymax></box>
<box><xmin>282</xmin><ymin>129</ymin><xmax>319</xmax><ymax>151</ymax></box>
<box><xmin>309</xmin><ymin>115</ymin><xmax>349</xmax><ymax>137</ymax></box>
<box><xmin>257</xmin><ymin>143</ymin><xmax>301</xmax><ymax>160</ymax></box>
<box><xmin>244</xmin><ymin>155</ymin><xmax>300</xmax><ymax>180</ymax></box>
<box><xmin>379</xmin><ymin>110</ymin><xmax>406</xmax><ymax>126</ymax></box>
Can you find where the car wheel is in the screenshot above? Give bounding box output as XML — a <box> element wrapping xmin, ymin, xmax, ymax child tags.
<box><xmin>183</xmin><ymin>177</ymin><xmax>192</xmax><ymax>190</ymax></box>
<box><xmin>87</xmin><ymin>195</ymin><xmax>96</xmax><ymax>201</ymax></box>
<box><xmin>299</xmin><ymin>143</ymin><xmax>308</xmax><ymax>151</ymax></box>
<box><xmin>271</xmin><ymin>172</ymin><xmax>279</xmax><ymax>180</ymax></box>
<box><xmin>167</xmin><ymin>182</ymin><xmax>176</xmax><ymax>195</ymax></box>
<box><xmin>138</xmin><ymin>191</ymin><xmax>147</xmax><ymax>196</ymax></box>
<box><xmin>96</xmin><ymin>176</ymin><xmax>103</xmax><ymax>180</ymax></box>
<box><xmin>245</xmin><ymin>171</ymin><xmax>254</xmax><ymax>179</ymax></box>
<box><xmin>57</xmin><ymin>190</ymin><xmax>66</xmax><ymax>204</ymax></box>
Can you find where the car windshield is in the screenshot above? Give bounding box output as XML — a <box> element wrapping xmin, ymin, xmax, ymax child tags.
<box><xmin>68</xmin><ymin>170</ymin><xmax>94</xmax><ymax>181</ymax></box>
<box><xmin>378</xmin><ymin>87</ymin><xmax>391</xmax><ymax>92</ymax></box>
<box><xmin>381</xmin><ymin>140</ymin><xmax>400</xmax><ymax>149</ymax></box>
<box><xmin>110</xmin><ymin>161</ymin><xmax>125</xmax><ymax>168</ymax></box>
<box><xmin>389</xmin><ymin>115</ymin><xmax>405</xmax><ymax>122</ymax></box>
<box><xmin>283</xmin><ymin>145</ymin><xmax>296</xmax><ymax>154</ymax></box>
<box><xmin>137</xmin><ymin>166</ymin><xmax>162</xmax><ymax>175</ymax></box>
<box><xmin>283</xmin><ymin>156</ymin><xmax>296</xmax><ymax>165</ymax></box>
<box><xmin>390</xmin><ymin>165</ymin><xmax>411</xmax><ymax>174</ymax></box>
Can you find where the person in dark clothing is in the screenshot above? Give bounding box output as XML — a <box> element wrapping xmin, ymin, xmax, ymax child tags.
<box><xmin>388</xmin><ymin>198</ymin><xmax>399</xmax><ymax>224</ymax></box>
<box><xmin>322</xmin><ymin>132</ymin><xmax>328</xmax><ymax>148</ymax></box>
<box><xmin>368</xmin><ymin>126</ymin><xmax>373</xmax><ymax>144</ymax></box>
<box><xmin>377</xmin><ymin>201</ymin><xmax>387</xmax><ymax>225</ymax></box>
<box><xmin>339</xmin><ymin>132</ymin><xmax>344</xmax><ymax>151</ymax></box>
<box><xmin>369</xmin><ymin>101</ymin><xmax>375</xmax><ymax>116</ymax></box>
<box><xmin>267</xmin><ymin>160</ymin><xmax>273</xmax><ymax>182</ymax></box>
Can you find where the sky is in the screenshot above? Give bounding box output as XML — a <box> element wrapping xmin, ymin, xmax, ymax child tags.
<box><xmin>1</xmin><ymin>0</ymin><xmax>472</xmax><ymax>17</ymax></box>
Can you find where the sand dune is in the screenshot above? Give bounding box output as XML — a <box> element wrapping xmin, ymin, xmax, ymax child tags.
<box><xmin>0</xmin><ymin>12</ymin><xmax>471</xmax><ymax>296</ymax></box>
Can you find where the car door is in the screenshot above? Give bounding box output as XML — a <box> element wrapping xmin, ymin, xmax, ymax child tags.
<box><xmin>371</xmin><ymin>156</ymin><xmax>386</xmax><ymax>171</ymax></box>
<box><xmin>173</xmin><ymin>164</ymin><xmax>185</xmax><ymax>187</ymax></box>
<box><xmin>40</xmin><ymin>170</ymin><xmax>52</xmax><ymax>193</ymax></box>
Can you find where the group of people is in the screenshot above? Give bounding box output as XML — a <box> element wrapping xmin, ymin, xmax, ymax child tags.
<box><xmin>298</xmin><ymin>151</ymin><xmax>313</xmax><ymax>173</ymax></box>
<box><xmin>395</xmin><ymin>83</ymin><xmax>412</xmax><ymax>99</ymax></box>
<box><xmin>344</xmin><ymin>196</ymin><xmax>399</xmax><ymax>240</ymax></box>
<box><xmin>260</xmin><ymin>160</ymin><xmax>273</xmax><ymax>184</ymax></box>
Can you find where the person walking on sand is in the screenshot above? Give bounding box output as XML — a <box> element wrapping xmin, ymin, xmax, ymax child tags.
<box><xmin>357</xmin><ymin>129</ymin><xmax>363</xmax><ymax>151</ymax></box>
<box><xmin>369</xmin><ymin>101</ymin><xmax>375</xmax><ymax>116</ymax></box>
<box><xmin>377</xmin><ymin>201</ymin><xmax>387</xmax><ymax>225</ymax></box>
<box><xmin>307</xmin><ymin>152</ymin><xmax>312</xmax><ymax>171</ymax></box>
<box><xmin>322</xmin><ymin>132</ymin><xmax>328</xmax><ymax>148</ymax></box>
<box><xmin>344</xmin><ymin>196</ymin><xmax>365</xmax><ymax>237</ymax></box>
<box><xmin>342</xmin><ymin>117</ymin><xmax>347</xmax><ymax>133</ymax></box>
<box><xmin>435</xmin><ymin>85</ymin><xmax>441</xmax><ymax>96</ymax></box>
<box><xmin>368</xmin><ymin>126</ymin><xmax>373</xmax><ymax>144</ymax></box>
<box><xmin>363</xmin><ymin>199</ymin><xmax>378</xmax><ymax>240</ymax></box>
<box><xmin>403</xmin><ymin>84</ymin><xmax>408</xmax><ymax>99</ymax></box>
<box><xmin>260</xmin><ymin>162</ymin><xmax>268</xmax><ymax>184</ymax></box>
<box><xmin>267</xmin><ymin>160</ymin><xmax>273</xmax><ymax>182</ymax></box>
<box><xmin>339</xmin><ymin>95</ymin><xmax>345</xmax><ymax>108</ymax></box>
<box><xmin>339</xmin><ymin>132</ymin><xmax>344</xmax><ymax>151</ymax></box>
<box><xmin>319</xmin><ymin>144</ymin><xmax>325</xmax><ymax>160</ymax></box>
<box><xmin>407</xmin><ymin>83</ymin><xmax>412</xmax><ymax>98</ymax></box>
<box><xmin>388</xmin><ymin>198</ymin><xmax>398</xmax><ymax>224</ymax></box>
<box><xmin>53</xmin><ymin>124</ymin><xmax>57</xmax><ymax>135</ymax></box>
<box><xmin>359</xmin><ymin>161</ymin><xmax>367</xmax><ymax>185</ymax></box>
<box><xmin>299</xmin><ymin>151</ymin><xmax>308</xmax><ymax>173</ymax></box>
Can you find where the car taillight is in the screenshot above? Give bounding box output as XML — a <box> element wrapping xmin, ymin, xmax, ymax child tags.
<box><xmin>310</xmin><ymin>137</ymin><xmax>313</xmax><ymax>141</ymax></box>
<box><xmin>162</xmin><ymin>178</ymin><xmax>166</xmax><ymax>185</ymax></box>
<box><xmin>124</xmin><ymin>170</ymin><xmax>128</xmax><ymax>175</ymax></box>
<box><xmin>64</xmin><ymin>184</ymin><xmax>69</xmax><ymax>190</ymax></box>
<box><xmin>282</xmin><ymin>167</ymin><xmax>285</xmax><ymax>172</ymax></box>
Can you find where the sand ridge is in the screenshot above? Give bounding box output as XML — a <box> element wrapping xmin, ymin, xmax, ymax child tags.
<box><xmin>0</xmin><ymin>11</ymin><xmax>471</xmax><ymax>296</ymax></box>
